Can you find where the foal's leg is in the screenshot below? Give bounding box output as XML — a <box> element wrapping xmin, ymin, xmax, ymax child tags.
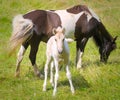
<box><xmin>50</xmin><ymin>61</ymin><xmax>54</xmax><ymax>87</ymax></box>
<box><xmin>76</xmin><ymin>38</ymin><xmax>88</xmax><ymax>69</ymax></box>
<box><xmin>15</xmin><ymin>43</ymin><xmax>29</xmax><ymax>77</ymax></box>
<box><xmin>66</xmin><ymin>65</ymin><xmax>75</xmax><ymax>94</ymax></box>
<box><xmin>53</xmin><ymin>59</ymin><xmax>59</xmax><ymax>96</ymax></box>
<box><xmin>43</xmin><ymin>56</ymin><xmax>51</xmax><ymax>91</ymax></box>
<box><xmin>64</xmin><ymin>57</ymin><xmax>75</xmax><ymax>94</ymax></box>
<box><xmin>29</xmin><ymin>42</ymin><xmax>41</xmax><ymax>77</ymax></box>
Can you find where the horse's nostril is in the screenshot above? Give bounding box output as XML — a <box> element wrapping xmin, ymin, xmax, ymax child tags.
<box><xmin>100</xmin><ymin>57</ymin><xmax>107</xmax><ymax>63</ymax></box>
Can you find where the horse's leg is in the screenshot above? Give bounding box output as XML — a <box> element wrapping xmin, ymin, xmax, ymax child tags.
<box><xmin>76</xmin><ymin>38</ymin><xmax>88</xmax><ymax>69</ymax></box>
<box><xmin>29</xmin><ymin>42</ymin><xmax>41</xmax><ymax>77</ymax></box>
<box><xmin>50</xmin><ymin>61</ymin><xmax>54</xmax><ymax>87</ymax></box>
<box><xmin>53</xmin><ymin>59</ymin><xmax>59</xmax><ymax>96</ymax></box>
<box><xmin>15</xmin><ymin>43</ymin><xmax>29</xmax><ymax>77</ymax></box>
<box><xmin>76</xmin><ymin>42</ymin><xmax>82</xmax><ymax>69</ymax></box>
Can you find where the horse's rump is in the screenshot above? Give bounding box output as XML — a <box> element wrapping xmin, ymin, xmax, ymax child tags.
<box><xmin>9</xmin><ymin>15</ymin><xmax>34</xmax><ymax>55</ymax></box>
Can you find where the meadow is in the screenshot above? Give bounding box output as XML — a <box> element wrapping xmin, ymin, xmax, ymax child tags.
<box><xmin>0</xmin><ymin>0</ymin><xmax>120</xmax><ymax>100</ymax></box>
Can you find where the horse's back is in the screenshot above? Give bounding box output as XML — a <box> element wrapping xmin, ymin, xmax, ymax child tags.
<box><xmin>23</xmin><ymin>10</ymin><xmax>47</xmax><ymax>23</ymax></box>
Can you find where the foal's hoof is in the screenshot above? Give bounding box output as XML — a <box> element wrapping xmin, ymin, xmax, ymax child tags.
<box><xmin>50</xmin><ymin>80</ymin><xmax>54</xmax><ymax>87</ymax></box>
<box><xmin>53</xmin><ymin>92</ymin><xmax>56</xmax><ymax>96</ymax></box>
<box><xmin>43</xmin><ymin>88</ymin><xmax>46</xmax><ymax>92</ymax></box>
<box><xmin>71</xmin><ymin>88</ymin><xmax>75</xmax><ymax>94</ymax></box>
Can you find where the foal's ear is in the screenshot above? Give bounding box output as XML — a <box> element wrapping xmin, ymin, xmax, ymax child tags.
<box><xmin>62</xmin><ymin>28</ymin><xmax>65</xmax><ymax>34</ymax></box>
<box><xmin>52</xmin><ymin>28</ymin><xmax>57</xmax><ymax>34</ymax></box>
<box><xmin>112</xmin><ymin>36</ymin><xmax>118</xmax><ymax>43</ymax></box>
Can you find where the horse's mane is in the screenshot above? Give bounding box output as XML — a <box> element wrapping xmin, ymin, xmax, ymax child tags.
<box><xmin>98</xmin><ymin>22</ymin><xmax>113</xmax><ymax>41</ymax></box>
<box><xmin>67</xmin><ymin>5</ymin><xmax>92</xmax><ymax>15</ymax></box>
<box><xmin>93</xmin><ymin>22</ymin><xmax>113</xmax><ymax>47</ymax></box>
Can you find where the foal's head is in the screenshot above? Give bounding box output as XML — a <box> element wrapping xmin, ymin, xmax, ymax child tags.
<box><xmin>53</xmin><ymin>27</ymin><xmax>65</xmax><ymax>54</ymax></box>
<box><xmin>100</xmin><ymin>36</ymin><xmax>117</xmax><ymax>62</ymax></box>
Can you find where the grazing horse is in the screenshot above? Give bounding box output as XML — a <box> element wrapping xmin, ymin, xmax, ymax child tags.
<box><xmin>43</xmin><ymin>27</ymin><xmax>75</xmax><ymax>96</ymax></box>
<box><xmin>9</xmin><ymin>5</ymin><xmax>117</xmax><ymax>77</ymax></box>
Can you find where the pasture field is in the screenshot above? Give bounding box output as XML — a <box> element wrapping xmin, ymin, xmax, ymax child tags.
<box><xmin>0</xmin><ymin>0</ymin><xmax>120</xmax><ymax>100</ymax></box>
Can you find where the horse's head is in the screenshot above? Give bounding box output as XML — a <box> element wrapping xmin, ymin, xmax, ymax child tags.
<box><xmin>100</xmin><ymin>36</ymin><xmax>117</xmax><ymax>62</ymax></box>
<box><xmin>53</xmin><ymin>27</ymin><xmax>65</xmax><ymax>54</ymax></box>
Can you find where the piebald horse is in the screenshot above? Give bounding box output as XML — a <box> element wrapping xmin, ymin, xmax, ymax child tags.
<box><xmin>9</xmin><ymin>5</ymin><xmax>117</xmax><ymax>77</ymax></box>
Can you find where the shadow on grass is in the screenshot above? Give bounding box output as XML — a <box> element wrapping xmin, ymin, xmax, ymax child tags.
<box><xmin>82</xmin><ymin>60</ymin><xmax>120</xmax><ymax>69</ymax></box>
<box><xmin>38</xmin><ymin>61</ymin><xmax>90</xmax><ymax>91</ymax></box>
<box><xmin>59</xmin><ymin>73</ymin><xmax>90</xmax><ymax>91</ymax></box>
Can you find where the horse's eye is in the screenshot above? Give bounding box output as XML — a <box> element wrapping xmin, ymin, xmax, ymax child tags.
<box><xmin>63</xmin><ymin>38</ymin><xmax>65</xmax><ymax>41</ymax></box>
<box><xmin>55</xmin><ymin>39</ymin><xmax>57</xmax><ymax>41</ymax></box>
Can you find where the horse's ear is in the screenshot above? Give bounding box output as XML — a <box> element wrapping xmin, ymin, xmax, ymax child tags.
<box><xmin>52</xmin><ymin>28</ymin><xmax>56</xmax><ymax>34</ymax></box>
<box><xmin>112</xmin><ymin>36</ymin><xmax>118</xmax><ymax>43</ymax></box>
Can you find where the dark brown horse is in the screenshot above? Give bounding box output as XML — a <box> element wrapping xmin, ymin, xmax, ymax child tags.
<box><xmin>9</xmin><ymin>5</ymin><xmax>117</xmax><ymax>77</ymax></box>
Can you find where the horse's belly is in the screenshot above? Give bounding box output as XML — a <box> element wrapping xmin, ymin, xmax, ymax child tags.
<box><xmin>62</xmin><ymin>22</ymin><xmax>75</xmax><ymax>39</ymax></box>
<box><xmin>65</xmin><ymin>31</ymin><xmax>75</xmax><ymax>39</ymax></box>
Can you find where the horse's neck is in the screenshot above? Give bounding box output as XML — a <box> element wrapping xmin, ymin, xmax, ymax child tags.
<box><xmin>93</xmin><ymin>22</ymin><xmax>113</xmax><ymax>48</ymax></box>
<box><xmin>99</xmin><ymin>22</ymin><xmax>113</xmax><ymax>42</ymax></box>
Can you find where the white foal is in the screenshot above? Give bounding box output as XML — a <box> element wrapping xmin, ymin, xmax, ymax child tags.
<box><xmin>43</xmin><ymin>27</ymin><xmax>75</xmax><ymax>96</ymax></box>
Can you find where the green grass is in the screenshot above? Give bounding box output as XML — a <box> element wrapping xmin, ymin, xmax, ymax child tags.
<box><xmin>0</xmin><ymin>0</ymin><xmax>120</xmax><ymax>100</ymax></box>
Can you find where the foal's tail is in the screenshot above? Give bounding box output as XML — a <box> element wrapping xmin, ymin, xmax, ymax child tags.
<box><xmin>9</xmin><ymin>15</ymin><xmax>34</xmax><ymax>55</ymax></box>
<box><xmin>65</xmin><ymin>38</ymin><xmax>74</xmax><ymax>43</ymax></box>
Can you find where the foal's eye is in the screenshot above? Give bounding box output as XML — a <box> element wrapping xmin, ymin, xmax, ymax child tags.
<box><xmin>55</xmin><ymin>39</ymin><xmax>57</xmax><ymax>41</ymax></box>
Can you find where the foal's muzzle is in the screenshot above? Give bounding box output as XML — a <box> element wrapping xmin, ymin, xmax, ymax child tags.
<box><xmin>58</xmin><ymin>49</ymin><xmax>63</xmax><ymax>54</ymax></box>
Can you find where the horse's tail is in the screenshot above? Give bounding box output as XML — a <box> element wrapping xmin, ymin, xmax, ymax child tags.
<box><xmin>9</xmin><ymin>15</ymin><xmax>34</xmax><ymax>55</ymax></box>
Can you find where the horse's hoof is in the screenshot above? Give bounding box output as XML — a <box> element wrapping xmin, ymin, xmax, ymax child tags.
<box><xmin>14</xmin><ymin>72</ymin><xmax>20</xmax><ymax>77</ymax></box>
<box><xmin>40</xmin><ymin>74</ymin><xmax>44</xmax><ymax>79</ymax></box>
<box><xmin>35</xmin><ymin>72</ymin><xmax>44</xmax><ymax>79</ymax></box>
<box><xmin>77</xmin><ymin>66</ymin><xmax>82</xmax><ymax>70</ymax></box>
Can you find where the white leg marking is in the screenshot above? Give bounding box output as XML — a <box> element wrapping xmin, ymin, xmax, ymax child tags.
<box><xmin>77</xmin><ymin>50</ymin><xmax>83</xmax><ymax>69</ymax></box>
<box><xmin>15</xmin><ymin>45</ymin><xmax>26</xmax><ymax>77</ymax></box>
